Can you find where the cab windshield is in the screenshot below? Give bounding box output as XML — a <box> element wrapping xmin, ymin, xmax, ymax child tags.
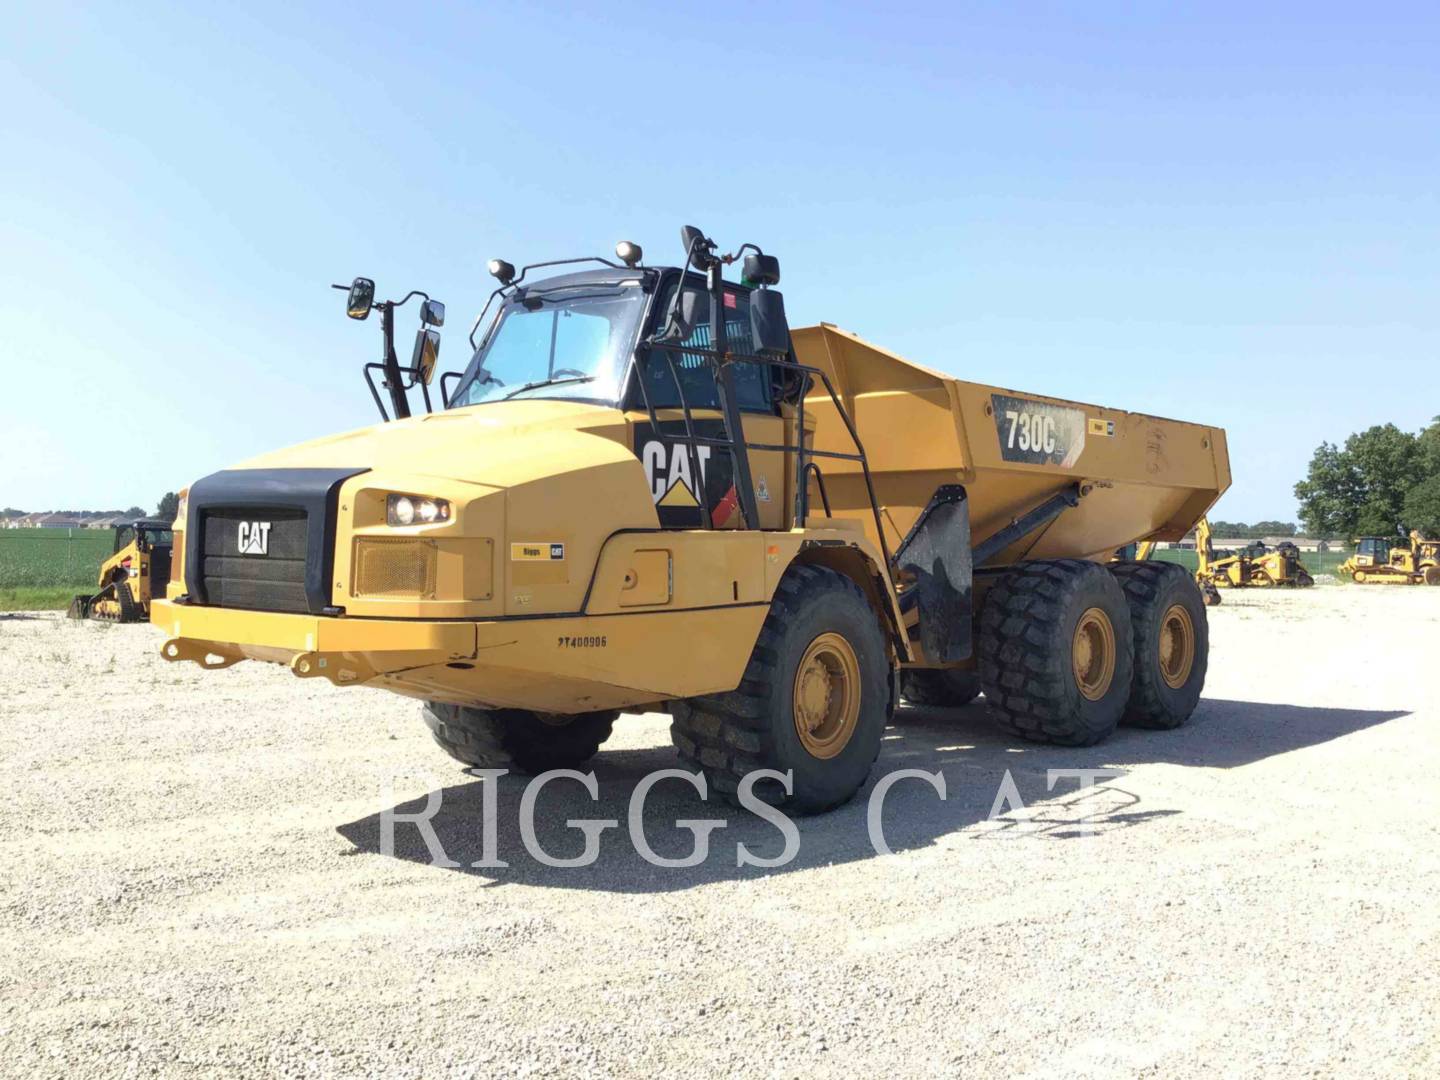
<box><xmin>448</xmin><ymin>280</ymin><xmax>647</xmax><ymax>408</ymax></box>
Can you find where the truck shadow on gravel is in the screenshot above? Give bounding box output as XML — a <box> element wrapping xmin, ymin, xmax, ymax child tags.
<box><xmin>336</xmin><ymin>697</ymin><xmax>1407</xmax><ymax>893</ymax></box>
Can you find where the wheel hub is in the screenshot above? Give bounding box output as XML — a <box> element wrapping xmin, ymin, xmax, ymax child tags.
<box><xmin>792</xmin><ymin>632</ymin><xmax>861</xmax><ymax>760</ymax></box>
<box><xmin>1157</xmin><ymin>603</ymin><xmax>1195</xmax><ymax>689</ymax></box>
<box><xmin>1071</xmin><ymin>608</ymin><xmax>1116</xmax><ymax>702</ymax></box>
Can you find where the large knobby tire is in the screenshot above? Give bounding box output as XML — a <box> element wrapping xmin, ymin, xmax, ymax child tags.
<box><xmin>978</xmin><ymin>559</ymin><xmax>1134</xmax><ymax>746</ymax></box>
<box><xmin>670</xmin><ymin>564</ymin><xmax>891</xmax><ymax>815</ymax></box>
<box><xmin>421</xmin><ymin>702</ymin><xmax>617</xmax><ymax>774</ymax></box>
<box><xmin>900</xmin><ymin>668</ymin><xmax>981</xmax><ymax>708</ymax></box>
<box><xmin>1424</xmin><ymin>566</ymin><xmax>1440</xmax><ymax>587</ymax></box>
<box><xmin>1108</xmin><ymin>562</ymin><xmax>1209</xmax><ymax>729</ymax></box>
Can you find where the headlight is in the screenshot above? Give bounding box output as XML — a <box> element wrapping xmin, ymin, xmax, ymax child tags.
<box><xmin>386</xmin><ymin>493</ymin><xmax>450</xmax><ymax>527</ymax></box>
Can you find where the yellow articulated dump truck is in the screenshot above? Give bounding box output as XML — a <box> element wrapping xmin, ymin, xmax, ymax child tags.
<box><xmin>155</xmin><ymin>226</ymin><xmax>1230</xmax><ymax>812</ymax></box>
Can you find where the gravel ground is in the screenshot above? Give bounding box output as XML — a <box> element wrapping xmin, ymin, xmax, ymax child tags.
<box><xmin>3</xmin><ymin>584</ymin><xmax>1438</xmax><ymax>1078</ymax></box>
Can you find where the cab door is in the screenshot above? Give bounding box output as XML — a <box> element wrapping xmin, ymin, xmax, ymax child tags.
<box><xmin>628</xmin><ymin>282</ymin><xmax>787</xmax><ymax>530</ymax></box>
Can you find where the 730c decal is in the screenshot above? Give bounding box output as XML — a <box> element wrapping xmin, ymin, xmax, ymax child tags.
<box><xmin>991</xmin><ymin>393</ymin><xmax>1086</xmax><ymax>468</ymax></box>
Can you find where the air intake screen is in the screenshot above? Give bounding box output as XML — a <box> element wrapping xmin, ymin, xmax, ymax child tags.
<box><xmin>353</xmin><ymin>538</ymin><xmax>437</xmax><ymax>598</ymax></box>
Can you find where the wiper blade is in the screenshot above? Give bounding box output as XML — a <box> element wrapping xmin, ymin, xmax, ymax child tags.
<box><xmin>502</xmin><ymin>374</ymin><xmax>595</xmax><ymax>400</ymax></box>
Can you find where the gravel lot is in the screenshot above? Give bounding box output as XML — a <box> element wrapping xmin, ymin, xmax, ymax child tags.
<box><xmin>3</xmin><ymin>585</ymin><xmax>1438</xmax><ymax>1078</ymax></box>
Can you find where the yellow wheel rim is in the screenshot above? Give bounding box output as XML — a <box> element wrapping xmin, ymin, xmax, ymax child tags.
<box><xmin>1158</xmin><ymin>603</ymin><xmax>1196</xmax><ymax>689</ymax></box>
<box><xmin>792</xmin><ymin>632</ymin><xmax>861</xmax><ymax>759</ymax></box>
<box><xmin>1071</xmin><ymin>608</ymin><xmax>1117</xmax><ymax>702</ymax></box>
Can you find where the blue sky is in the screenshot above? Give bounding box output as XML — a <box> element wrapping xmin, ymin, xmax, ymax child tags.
<box><xmin>2</xmin><ymin>1</ymin><xmax>1437</xmax><ymax>521</ymax></box>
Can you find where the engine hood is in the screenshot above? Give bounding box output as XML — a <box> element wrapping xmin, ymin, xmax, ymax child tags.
<box><xmin>231</xmin><ymin>400</ymin><xmax>633</xmax><ymax>490</ymax></box>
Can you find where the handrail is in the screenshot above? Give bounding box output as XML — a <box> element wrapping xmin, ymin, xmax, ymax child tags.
<box><xmin>634</xmin><ymin>340</ymin><xmax>891</xmax><ymax>570</ymax></box>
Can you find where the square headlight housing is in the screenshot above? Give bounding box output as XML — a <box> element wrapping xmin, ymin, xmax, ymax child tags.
<box><xmin>386</xmin><ymin>493</ymin><xmax>451</xmax><ymax>527</ymax></box>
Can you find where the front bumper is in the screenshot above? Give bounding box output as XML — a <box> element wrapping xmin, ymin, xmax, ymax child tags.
<box><xmin>151</xmin><ymin>597</ymin><xmax>766</xmax><ymax>713</ymax></box>
<box><xmin>154</xmin><ymin>598</ymin><xmax>476</xmax><ymax>682</ymax></box>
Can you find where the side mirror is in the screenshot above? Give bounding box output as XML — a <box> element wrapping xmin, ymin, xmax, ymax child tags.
<box><xmin>346</xmin><ymin>277</ymin><xmax>375</xmax><ymax>320</ymax></box>
<box><xmin>680</xmin><ymin>225</ymin><xmax>706</xmax><ymax>259</ymax></box>
<box><xmin>741</xmin><ymin>253</ymin><xmax>780</xmax><ymax>287</ymax></box>
<box><xmin>411</xmin><ymin>329</ymin><xmax>441</xmax><ymax>385</ymax></box>
<box><xmin>679</xmin><ymin>288</ymin><xmax>709</xmax><ymax>335</ymax></box>
<box><xmin>750</xmin><ymin>289</ymin><xmax>790</xmax><ymax>355</ymax></box>
<box><xmin>656</xmin><ymin>288</ymin><xmax>709</xmax><ymax>343</ymax></box>
<box><xmin>420</xmin><ymin>299</ymin><xmax>445</xmax><ymax>327</ymax></box>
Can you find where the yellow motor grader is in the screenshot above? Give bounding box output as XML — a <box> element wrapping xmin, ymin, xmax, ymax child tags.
<box><xmin>1338</xmin><ymin>532</ymin><xmax>1440</xmax><ymax>585</ymax></box>
<box><xmin>68</xmin><ymin>519</ymin><xmax>174</xmax><ymax>622</ymax></box>
<box><xmin>154</xmin><ymin>225</ymin><xmax>1230</xmax><ymax>813</ymax></box>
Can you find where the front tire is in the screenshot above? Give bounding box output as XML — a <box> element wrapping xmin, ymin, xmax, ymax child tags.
<box><xmin>1109</xmin><ymin>562</ymin><xmax>1209</xmax><ymax>729</ymax></box>
<box><xmin>670</xmin><ymin>564</ymin><xmax>891</xmax><ymax>814</ymax></box>
<box><xmin>977</xmin><ymin>560</ymin><xmax>1134</xmax><ymax>746</ymax></box>
<box><xmin>421</xmin><ymin>702</ymin><xmax>617</xmax><ymax>773</ymax></box>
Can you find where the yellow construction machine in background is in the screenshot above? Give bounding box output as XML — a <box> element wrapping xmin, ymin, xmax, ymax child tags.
<box><xmin>1193</xmin><ymin>519</ymin><xmax>1314</xmax><ymax>596</ymax></box>
<box><xmin>1338</xmin><ymin>531</ymin><xmax>1440</xmax><ymax>586</ymax></box>
<box><xmin>67</xmin><ymin>519</ymin><xmax>174</xmax><ymax>622</ymax></box>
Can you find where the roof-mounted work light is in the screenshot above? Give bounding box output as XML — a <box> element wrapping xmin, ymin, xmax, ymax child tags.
<box><xmin>487</xmin><ymin>258</ymin><xmax>516</xmax><ymax>285</ymax></box>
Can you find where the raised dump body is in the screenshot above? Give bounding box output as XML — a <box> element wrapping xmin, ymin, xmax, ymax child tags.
<box><xmin>792</xmin><ymin>324</ymin><xmax>1230</xmax><ymax>564</ymax></box>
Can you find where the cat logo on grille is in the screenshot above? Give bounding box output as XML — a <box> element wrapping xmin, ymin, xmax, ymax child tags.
<box><xmin>237</xmin><ymin>521</ymin><xmax>272</xmax><ymax>556</ymax></box>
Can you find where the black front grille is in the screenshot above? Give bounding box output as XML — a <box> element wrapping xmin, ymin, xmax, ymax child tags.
<box><xmin>200</xmin><ymin>508</ymin><xmax>309</xmax><ymax>613</ymax></box>
<box><xmin>184</xmin><ymin>466</ymin><xmax>367</xmax><ymax>615</ymax></box>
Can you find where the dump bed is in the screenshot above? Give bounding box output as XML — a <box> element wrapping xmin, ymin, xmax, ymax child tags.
<box><xmin>791</xmin><ymin>324</ymin><xmax>1230</xmax><ymax>564</ymax></box>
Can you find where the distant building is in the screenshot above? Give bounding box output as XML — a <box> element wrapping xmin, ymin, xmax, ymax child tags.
<box><xmin>31</xmin><ymin>513</ymin><xmax>86</xmax><ymax>529</ymax></box>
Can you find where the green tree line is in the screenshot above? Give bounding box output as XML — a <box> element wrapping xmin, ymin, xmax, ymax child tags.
<box><xmin>2</xmin><ymin>493</ymin><xmax>180</xmax><ymax>521</ymax></box>
<box><xmin>1295</xmin><ymin>417</ymin><xmax>1440</xmax><ymax>539</ymax></box>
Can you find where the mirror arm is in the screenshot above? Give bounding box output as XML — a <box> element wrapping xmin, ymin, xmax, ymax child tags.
<box><xmin>379</xmin><ymin>302</ymin><xmax>411</xmax><ymax>421</ymax></box>
<box><xmin>720</xmin><ymin>242</ymin><xmax>762</xmax><ymax>266</ymax></box>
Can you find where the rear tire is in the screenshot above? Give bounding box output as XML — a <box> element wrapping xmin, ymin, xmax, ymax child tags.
<box><xmin>1109</xmin><ymin>562</ymin><xmax>1209</xmax><ymax>729</ymax></box>
<box><xmin>900</xmin><ymin>668</ymin><xmax>981</xmax><ymax>708</ymax></box>
<box><xmin>421</xmin><ymin>702</ymin><xmax>617</xmax><ymax>773</ymax></box>
<box><xmin>670</xmin><ymin>564</ymin><xmax>891</xmax><ymax>814</ymax></box>
<box><xmin>978</xmin><ymin>560</ymin><xmax>1133</xmax><ymax>746</ymax></box>
<box><xmin>1425</xmin><ymin>567</ymin><xmax>1440</xmax><ymax>586</ymax></box>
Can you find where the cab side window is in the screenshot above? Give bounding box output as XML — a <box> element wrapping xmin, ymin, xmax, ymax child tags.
<box><xmin>636</xmin><ymin>285</ymin><xmax>772</xmax><ymax>413</ymax></box>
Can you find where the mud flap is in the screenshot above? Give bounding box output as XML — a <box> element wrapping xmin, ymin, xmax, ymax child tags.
<box><xmin>894</xmin><ymin>485</ymin><xmax>973</xmax><ymax>663</ymax></box>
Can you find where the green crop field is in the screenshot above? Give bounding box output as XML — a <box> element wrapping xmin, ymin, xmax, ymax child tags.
<box><xmin>0</xmin><ymin>528</ymin><xmax>117</xmax><ymax>609</ymax></box>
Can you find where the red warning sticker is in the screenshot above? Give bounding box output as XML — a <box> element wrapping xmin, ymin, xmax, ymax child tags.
<box><xmin>723</xmin><ymin>292</ymin><xmax>737</xmax><ymax>309</ymax></box>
